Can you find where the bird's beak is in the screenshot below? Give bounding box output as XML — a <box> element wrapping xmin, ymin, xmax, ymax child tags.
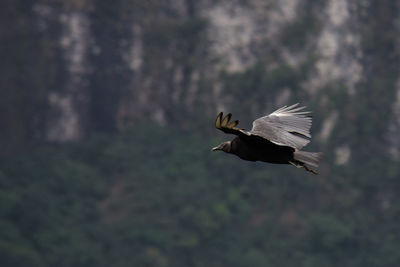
<box><xmin>211</xmin><ymin>145</ymin><xmax>221</xmax><ymax>151</ymax></box>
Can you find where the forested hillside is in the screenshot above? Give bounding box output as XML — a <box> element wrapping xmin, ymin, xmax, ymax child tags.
<box><xmin>1</xmin><ymin>0</ymin><xmax>400</xmax><ymax>266</ymax></box>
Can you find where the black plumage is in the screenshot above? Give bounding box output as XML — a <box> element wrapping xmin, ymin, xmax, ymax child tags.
<box><xmin>211</xmin><ymin>104</ymin><xmax>322</xmax><ymax>174</ymax></box>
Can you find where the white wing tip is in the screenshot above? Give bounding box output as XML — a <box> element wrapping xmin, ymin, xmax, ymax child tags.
<box><xmin>271</xmin><ymin>103</ymin><xmax>311</xmax><ymax>116</ymax></box>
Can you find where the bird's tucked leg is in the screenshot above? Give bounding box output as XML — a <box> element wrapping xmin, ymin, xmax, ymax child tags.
<box><xmin>289</xmin><ymin>161</ymin><xmax>318</xmax><ymax>175</ymax></box>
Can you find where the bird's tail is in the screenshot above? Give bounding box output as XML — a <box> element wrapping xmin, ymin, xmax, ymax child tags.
<box><xmin>292</xmin><ymin>151</ymin><xmax>323</xmax><ymax>174</ymax></box>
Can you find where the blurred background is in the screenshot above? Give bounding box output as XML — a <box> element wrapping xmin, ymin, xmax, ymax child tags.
<box><xmin>1</xmin><ymin>0</ymin><xmax>400</xmax><ymax>266</ymax></box>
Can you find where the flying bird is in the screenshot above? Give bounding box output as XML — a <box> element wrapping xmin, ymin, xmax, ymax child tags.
<box><xmin>212</xmin><ymin>104</ymin><xmax>322</xmax><ymax>174</ymax></box>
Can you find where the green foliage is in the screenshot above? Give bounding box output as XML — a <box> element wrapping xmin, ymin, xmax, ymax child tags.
<box><xmin>1</xmin><ymin>122</ymin><xmax>400</xmax><ymax>266</ymax></box>
<box><xmin>219</xmin><ymin>59</ymin><xmax>316</xmax><ymax>124</ymax></box>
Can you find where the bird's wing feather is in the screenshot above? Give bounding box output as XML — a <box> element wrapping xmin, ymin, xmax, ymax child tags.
<box><xmin>250</xmin><ymin>103</ymin><xmax>312</xmax><ymax>150</ymax></box>
<box><xmin>215</xmin><ymin>112</ymin><xmax>251</xmax><ymax>137</ymax></box>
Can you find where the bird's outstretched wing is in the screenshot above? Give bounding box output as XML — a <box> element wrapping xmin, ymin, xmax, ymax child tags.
<box><xmin>250</xmin><ymin>104</ymin><xmax>312</xmax><ymax>150</ymax></box>
<box><xmin>215</xmin><ymin>112</ymin><xmax>251</xmax><ymax>137</ymax></box>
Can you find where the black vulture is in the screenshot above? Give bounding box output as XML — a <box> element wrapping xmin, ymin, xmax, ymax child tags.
<box><xmin>211</xmin><ymin>104</ymin><xmax>322</xmax><ymax>174</ymax></box>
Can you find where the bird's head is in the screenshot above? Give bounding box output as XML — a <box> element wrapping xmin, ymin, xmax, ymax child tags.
<box><xmin>211</xmin><ymin>141</ymin><xmax>231</xmax><ymax>153</ymax></box>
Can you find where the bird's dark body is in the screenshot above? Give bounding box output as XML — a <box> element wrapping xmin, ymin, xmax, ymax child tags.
<box><xmin>230</xmin><ymin>136</ymin><xmax>294</xmax><ymax>164</ymax></box>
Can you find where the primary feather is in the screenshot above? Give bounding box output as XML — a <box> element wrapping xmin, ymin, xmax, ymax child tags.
<box><xmin>250</xmin><ymin>103</ymin><xmax>312</xmax><ymax>150</ymax></box>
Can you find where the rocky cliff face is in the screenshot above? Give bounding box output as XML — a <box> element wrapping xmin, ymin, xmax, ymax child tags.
<box><xmin>2</xmin><ymin>0</ymin><xmax>399</xmax><ymax>161</ymax></box>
